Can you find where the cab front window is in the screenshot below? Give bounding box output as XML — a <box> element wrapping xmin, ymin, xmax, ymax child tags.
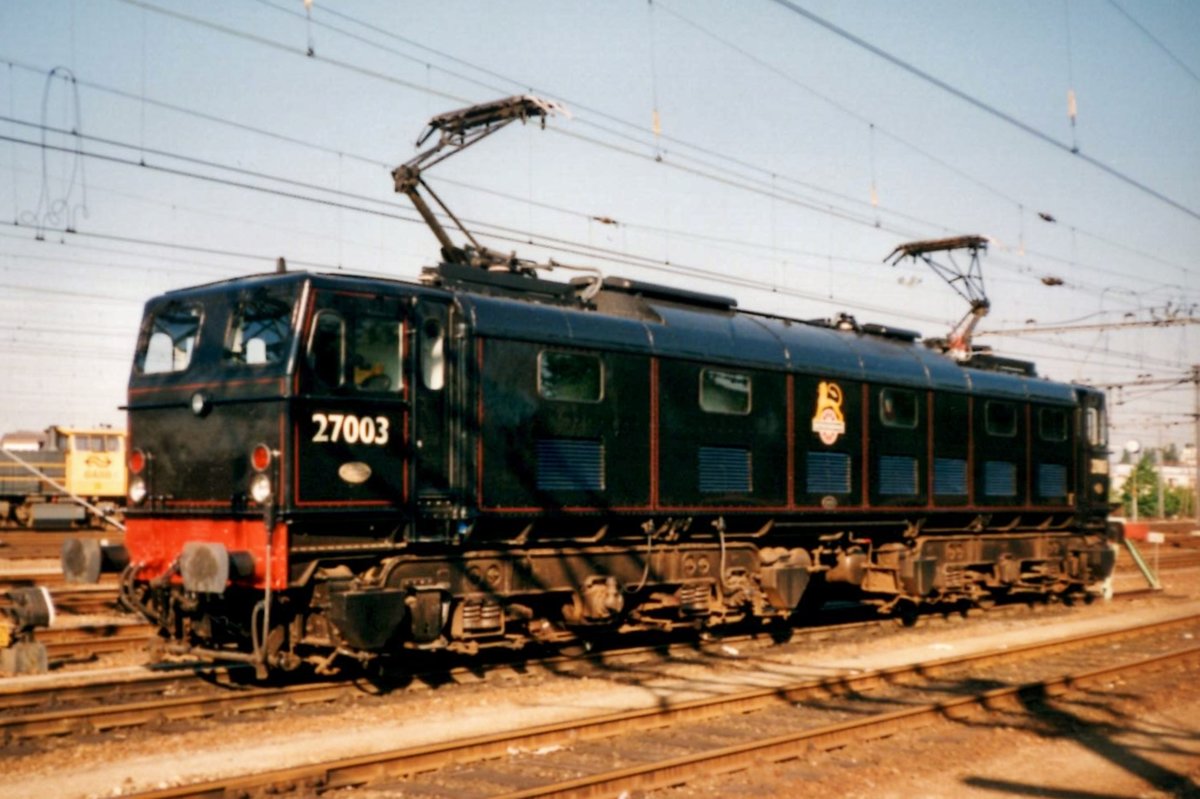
<box><xmin>225</xmin><ymin>288</ymin><xmax>294</xmax><ymax>366</ymax></box>
<box><xmin>139</xmin><ymin>301</ymin><xmax>202</xmax><ymax>374</ymax></box>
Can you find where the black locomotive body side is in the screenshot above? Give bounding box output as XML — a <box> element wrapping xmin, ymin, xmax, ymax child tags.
<box><xmin>84</xmin><ymin>267</ymin><xmax>1115</xmax><ymax>675</ymax></box>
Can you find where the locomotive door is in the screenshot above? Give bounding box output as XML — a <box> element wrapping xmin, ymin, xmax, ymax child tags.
<box><xmin>295</xmin><ymin>291</ymin><xmax>409</xmax><ymax>508</ymax></box>
<box><xmin>411</xmin><ymin>299</ymin><xmax>457</xmax><ymax>536</ymax></box>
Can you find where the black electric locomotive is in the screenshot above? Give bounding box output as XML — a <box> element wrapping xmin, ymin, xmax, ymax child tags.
<box><xmin>63</xmin><ymin>97</ymin><xmax>1117</xmax><ymax>676</ymax></box>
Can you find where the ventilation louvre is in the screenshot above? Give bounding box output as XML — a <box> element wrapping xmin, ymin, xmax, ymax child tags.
<box><xmin>536</xmin><ymin>438</ymin><xmax>605</xmax><ymax>492</ymax></box>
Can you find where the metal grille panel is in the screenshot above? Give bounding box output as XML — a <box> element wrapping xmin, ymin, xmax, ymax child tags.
<box><xmin>1038</xmin><ymin>463</ymin><xmax>1068</xmax><ymax>500</ymax></box>
<box><xmin>698</xmin><ymin>446</ymin><xmax>752</xmax><ymax>493</ymax></box>
<box><xmin>536</xmin><ymin>438</ymin><xmax>605</xmax><ymax>491</ymax></box>
<box><xmin>879</xmin><ymin>455</ymin><xmax>918</xmax><ymax>496</ymax></box>
<box><xmin>807</xmin><ymin>451</ymin><xmax>851</xmax><ymax>495</ymax></box>
<box><xmin>934</xmin><ymin>458</ymin><xmax>968</xmax><ymax>496</ymax></box>
<box><xmin>984</xmin><ymin>460</ymin><xmax>1017</xmax><ymax>497</ymax></box>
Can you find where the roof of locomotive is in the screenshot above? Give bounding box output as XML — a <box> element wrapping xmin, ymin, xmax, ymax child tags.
<box><xmin>148</xmin><ymin>269</ymin><xmax>1076</xmax><ymax>404</ymax></box>
<box><xmin>456</xmin><ymin>286</ymin><xmax>1076</xmax><ymax>404</ymax></box>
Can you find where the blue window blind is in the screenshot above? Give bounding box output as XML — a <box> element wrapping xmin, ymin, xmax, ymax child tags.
<box><xmin>536</xmin><ymin>439</ymin><xmax>605</xmax><ymax>491</ymax></box>
<box><xmin>698</xmin><ymin>446</ymin><xmax>752</xmax><ymax>493</ymax></box>
<box><xmin>807</xmin><ymin>451</ymin><xmax>851</xmax><ymax>494</ymax></box>
<box><xmin>934</xmin><ymin>458</ymin><xmax>968</xmax><ymax>495</ymax></box>
<box><xmin>984</xmin><ymin>461</ymin><xmax>1017</xmax><ymax>497</ymax></box>
<box><xmin>879</xmin><ymin>455</ymin><xmax>918</xmax><ymax>495</ymax></box>
<box><xmin>1038</xmin><ymin>463</ymin><xmax>1068</xmax><ymax>500</ymax></box>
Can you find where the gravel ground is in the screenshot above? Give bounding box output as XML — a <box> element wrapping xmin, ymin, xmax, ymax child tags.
<box><xmin>0</xmin><ymin>554</ymin><xmax>1196</xmax><ymax>798</ymax></box>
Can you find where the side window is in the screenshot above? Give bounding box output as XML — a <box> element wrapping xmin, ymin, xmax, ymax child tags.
<box><xmin>539</xmin><ymin>351</ymin><xmax>602</xmax><ymax>403</ymax></box>
<box><xmin>308</xmin><ymin>311</ymin><xmax>346</xmax><ymax>388</ymax></box>
<box><xmin>1039</xmin><ymin>408</ymin><xmax>1068</xmax><ymax>442</ymax></box>
<box><xmin>421</xmin><ymin>317</ymin><xmax>445</xmax><ymax>391</ymax></box>
<box><xmin>225</xmin><ymin>290</ymin><xmax>292</xmax><ymax>366</ymax></box>
<box><xmin>352</xmin><ymin>316</ymin><xmax>403</xmax><ymax>393</ymax></box>
<box><xmin>985</xmin><ymin>401</ymin><xmax>1018</xmax><ymax>437</ymax></box>
<box><xmin>879</xmin><ymin>388</ymin><xmax>918</xmax><ymax>428</ymax></box>
<box><xmin>106</xmin><ymin>435</ymin><xmax>122</xmax><ymax>453</ymax></box>
<box><xmin>699</xmin><ymin>368</ymin><xmax>751</xmax><ymax>415</ymax></box>
<box><xmin>72</xmin><ymin>435</ymin><xmax>88</xmax><ymax>452</ymax></box>
<box><xmin>1085</xmin><ymin>407</ymin><xmax>1107</xmax><ymax>447</ymax></box>
<box><xmin>140</xmin><ymin>302</ymin><xmax>202</xmax><ymax>374</ymax></box>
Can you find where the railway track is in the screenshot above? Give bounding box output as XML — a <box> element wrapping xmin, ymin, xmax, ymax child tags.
<box><xmin>0</xmin><ymin>587</ymin><xmax>1179</xmax><ymax>744</ymax></box>
<box><xmin>116</xmin><ymin>610</ymin><xmax>1200</xmax><ymax>798</ymax></box>
<box><xmin>37</xmin><ymin>624</ymin><xmax>154</xmax><ymax>661</ymax></box>
<box><xmin>0</xmin><ymin>529</ymin><xmax>123</xmax><ymax>561</ymax></box>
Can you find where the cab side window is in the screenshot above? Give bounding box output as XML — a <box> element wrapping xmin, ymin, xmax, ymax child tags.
<box><xmin>308</xmin><ymin>311</ymin><xmax>345</xmax><ymax>388</ymax></box>
<box><xmin>352</xmin><ymin>317</ymin><xmax>402</xmax><ymax>393</ymax></box>
<box><xmin>539</xmin><ymin>351</ymin><xmax>602</xmax><ymax>402</ymax></box>
<box><xmin>699</xmin><ymin>368</ymin><xmax>751</xmax><ymax>415</ymax></box>
<box><xmin>879</xmin><ymin>388</ymin><xmax>918</xmax><ymax>428</ymax></box>
<box><xmin>1039</xmin><ymin>408</ymin><xmax>1068</xmax><ymax>442</ymax></box>
<box><xmin>985</xmin><ymin>401</ymin><xmax>1018</xmax><ymax>437</ymax></box>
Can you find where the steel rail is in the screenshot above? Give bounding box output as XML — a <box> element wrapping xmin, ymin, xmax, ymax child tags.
<box><xmin>0</xmin><ymin>589</ymin><xmax>1163</xmax><ymax>738</ymax></box>
<box><xmin>120</xmin><ymin>613</ymin><xmax>1200</xmax><ymax>798</ymax></box>
<box><xmin>494</xmin><ymin>644</ymin><xmax>1200</xmax><ymax>799</ymax></box>
<box><xmin>41</xmin><ymin>630</ymin><xmax>153</xmax><ymax>660</ymax></box>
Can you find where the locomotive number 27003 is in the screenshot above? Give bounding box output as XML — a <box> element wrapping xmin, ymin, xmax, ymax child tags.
<box><xmin>311</xmin><ymin>412</ymin><xmax>391</xmax><ymax>446</ymax></box>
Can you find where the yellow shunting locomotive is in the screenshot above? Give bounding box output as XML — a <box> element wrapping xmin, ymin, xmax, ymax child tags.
<box><xmin>0</xmin><ymin>425</ymin><xmax>126</xmax><ymax>528</ymax></box>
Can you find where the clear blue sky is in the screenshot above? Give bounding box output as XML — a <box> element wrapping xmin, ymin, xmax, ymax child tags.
<box><xmin>2</xmin><ymin>0</ymin><xmax>1198</xmax><ymax>452</ymax></box>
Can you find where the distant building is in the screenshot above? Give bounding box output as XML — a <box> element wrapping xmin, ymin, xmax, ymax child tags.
<box><xmin>0</xmin><ymin>430</ymin><xmax>46</xmax><ymax>451</ymax></box>
<box><xmin>1111</xmin><ymin>461</ymin><xmax>1195</xmax><ymax>492</ymax></box>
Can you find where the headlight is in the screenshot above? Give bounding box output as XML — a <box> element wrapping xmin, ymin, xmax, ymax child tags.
<box><xmin>191</xmin><ymin>391</ymin><xmax>211</xmax><ymax>417</ymax></box>
<box><xmin>249</xmin><ymin>473</ymin><xmax>273</xmax><ymax>505</ymax></box>
<box><xmin>129</xmin><ymin>476</ymin><xmax>147</xmax><ymax>505</ymax></box>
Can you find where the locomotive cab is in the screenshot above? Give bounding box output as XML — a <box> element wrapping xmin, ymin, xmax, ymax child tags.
<box><xmin>97</xmin><ymin>273</ymin><xmax>479</xmax><ymax>671</ymax></box>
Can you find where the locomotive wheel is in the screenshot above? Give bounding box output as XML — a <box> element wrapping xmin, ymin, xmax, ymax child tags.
<box><xmin>893</xmin><ymin>599</ymin><xmax>920</xmax><ymax>627</ymax></box>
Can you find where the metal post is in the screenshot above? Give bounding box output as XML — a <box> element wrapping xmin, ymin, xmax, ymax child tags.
<box><xmin>1131</xmin><ymin>461</ymin><xmax>1138</xmax><ymax>522</ymax></box>
<box><xmin>1155</xmin><ymin>446</ymin><xmax>1164</xmax><ymax>520</ymax></box>
<box><xmin>1194</xmin><ymin>365</ymin><xmax>1200</xmax><ymax>524</ymax></box>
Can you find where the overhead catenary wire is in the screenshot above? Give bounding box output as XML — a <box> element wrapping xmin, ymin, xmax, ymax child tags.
<box><xmin>765</xmin><ymin>0</ymin><xmax>1200</xmax><ymax>223</ymax></box>
<box><xmin>64</xmin><ymin>0</ymin><xmax>1199</xmax><ymax>280</ymax></box>
<box><xmin>1105</xmin><ymin>0</ymin><xmax>1200</xmax><ymax>86</ymax></box>
<box><xmin>3</xmin><ymin>115</ymin><xmax>1183</xmax><ymax>341</ymax></box>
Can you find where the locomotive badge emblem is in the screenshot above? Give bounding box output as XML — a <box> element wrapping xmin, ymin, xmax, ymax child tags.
<box><xmin>811</xmin><ymin>381</ymin><xmax>846</xmax><ymax>445</ymax></box>
<box><xmin>338</xmin><ymin>461</ymin><xmax>372</xmax><ymax>485</ymax></box>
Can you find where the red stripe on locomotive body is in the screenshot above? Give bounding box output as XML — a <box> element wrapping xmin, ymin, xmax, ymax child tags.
<box><xmin>128</xmin><ymin>377</ymin><xmax>285</xmax><ymax>396</ymax></box>
<box><xmin>926</xmin><ymin>391</ymin><xmax>936</xmax><ymax>510</ymax></box>
<box><xmin>477</xmin><ymin>337</ymin><xmax>486</xmax><ymax>508</ymax></box>
<box><xmin>785</xmin><ymin>374</ymin><xmax>794</xmax><ymax>509</ymax></box>
<box><xmin>861</xmin><ymin>382</ymin><xmax>870</xmax><ymax>509</ymax></box>
<box><xmin>649</xmin><ymin>357</ymin><xmax>659</xmax><ymax>511</ymax></box>
<box><xmin>126</xmin><ymin>517</ymin><xmax>289</xmax><ymax>590</ymax></box>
